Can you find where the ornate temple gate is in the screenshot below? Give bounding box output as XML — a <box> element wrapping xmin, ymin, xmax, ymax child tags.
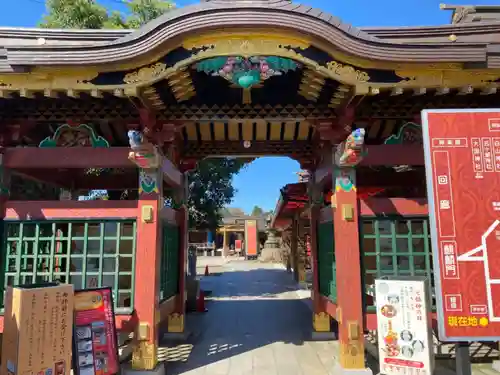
<box><xmin>0</xmin><ymin>0</ymin><xmax>499</xmax><ymax>373</ymax></box>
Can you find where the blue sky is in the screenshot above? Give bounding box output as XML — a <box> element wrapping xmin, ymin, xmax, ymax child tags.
<box><xmin>7</xmin><ymin>0</ymin><xmax>499</xmax><ymax>213</ymax></box>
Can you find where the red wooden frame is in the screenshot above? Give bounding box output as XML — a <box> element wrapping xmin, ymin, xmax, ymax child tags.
<box><xmin>4</xmin><ymin>200</ymin><xmax>138</xmax><ymax>220</ymax></box>
<box><xmin>0</xmin><ymin>200</ymin><xmax>142</xmax><ymax>334</ymax></box>
<box><xmin>317</xmin><ymin>198</ymin><xmax>430</xmax><ymax>330</ymax></box>
<box><xmin>360</xmin><ymin>198</ymin><xmax>428</xmax><ymax>216</ymax></box>
<box><xmin>5</xmin><ymin>147</ymin><xmax>183</xmax><ymax>189</ymax></box>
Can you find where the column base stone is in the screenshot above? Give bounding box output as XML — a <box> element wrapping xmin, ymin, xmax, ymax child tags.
<box><xmin>329</xmin><ymin>363</ymin><xmax>373</xmax><ymax>375</ymax></box>
<box><xmin>311</xmin><ymin>331</ymin><xmax>336</xmax><ymax>341</ymax></box>
<box><xmin>162</xmin><ymin>330</ymin><xmax>192</xmax><ymax>341</ymax></box>
<box><xmin>122</xmin><ymin>363</ymin><xmax>166</xmax><ymax>375</ymax></box>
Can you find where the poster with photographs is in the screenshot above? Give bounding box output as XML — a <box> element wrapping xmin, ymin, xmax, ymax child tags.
<box><xmin>375</xmin><ymin>278</ymin><xmax>434</xmax><ymax>375</ymax></box>
<box><xmin>73</xmin><ymin>287</ymin><xmax>120</xmax><ymax>375</ymax></box>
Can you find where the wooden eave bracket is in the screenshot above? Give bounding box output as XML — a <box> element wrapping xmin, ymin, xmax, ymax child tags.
<box><xmin>298</xmin><ymin>68</ymin><xmax>326</xmax><ymax>102</ymax></box>
<box><xmin>315</xmin><ymin>105</ymin><xmax>355</xmax><ymax>144</ymax></box>
<box><xmin>167</xmin><ymin>68</ymin><xmax>196</xmax><ymax>102</ymax></box>
<box><xmin>329</xmin><ymin>84</ymin><xmax>354</xmax><ymax>109</ymax></box>
<box><xmin>140</xmin><ymin>86</ymin><xmax>166</xmax><ymax>110</ymax></box>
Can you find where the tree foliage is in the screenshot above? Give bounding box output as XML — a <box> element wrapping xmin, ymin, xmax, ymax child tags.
<box><xmin>39</xmin><ymin>0</ymin><xmax>175</xmax><ymax>29</ymax></box>
<box><xmin>250</xmin><ymin>205</ymin><xmax>264</xmax><ymax>216</ymax></box>
<box><xmin>37</xmin><ymin>0</ymin><xmax>246</xmax><ymax>230</ymax></box>
<box><xmin>188</xmin><ymin>159</ymin><xmax>247</xmax><ymax>230</ymax></box>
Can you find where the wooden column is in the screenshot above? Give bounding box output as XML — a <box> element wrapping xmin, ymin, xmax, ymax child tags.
<box><xmin>168</xmin><ymin>173</ymin><xmax>188</xmax><ymax>333</ymax></box>
<box><xmin>297</xmin><ymin>219</ymin><xmax>307</xmax><ymax>284</ymax></box>
<box><xmin>309</xmin><ymin>176</ymin><xmax>331</xmax><ymax>333</ymax></box>
<box><xmin>132</xmin><ymin>168</ymin><xmax>163</xmax><ymax>370</ymax></box>
<box><xmin>291</xmin><ymin>212</ymin><xmax>299</xmax><ymax>282</ymax></box>
<box><xmin>281</xmin><ymin>229</ymin><xmax>292</xmax><ymax>272</ymax></box>
<box><xmin>0</xmin><ymin>151</ymin><xmax>11</xmax><ymax>228</ymax></box>
<box><xmin>223</xmin><ymin>228</ymin><xmax>228</xmax><ymax>255</ymax></box>
<box><xmin>333</xmin><ymin>167</ymin><xmax>366</xmax><ymax>370</ymax></box>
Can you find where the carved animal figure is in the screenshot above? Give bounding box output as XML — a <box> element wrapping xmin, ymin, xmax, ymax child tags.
<box><xmin>128</xmin><ymin>130</ymin><xmax>143</xmax><ymax>149</ymax></box>
<box><xmin>338</xmin><ymin>128</ymin><xmax>367</xmax><ymax>166</ymax></box>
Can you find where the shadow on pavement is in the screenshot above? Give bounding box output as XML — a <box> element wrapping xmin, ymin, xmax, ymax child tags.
<box><xmin>161</xmin><ymin>266</ymin><xmax>332</xmax><ymax>375</ymax></box>
<box><xmin>198</xmin><ymin>268</ymin><xmax>303</xmax><ymax>298</ymax></box>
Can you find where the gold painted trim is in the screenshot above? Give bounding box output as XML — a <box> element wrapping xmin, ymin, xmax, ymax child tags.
<box><xmin>0</xmin><ymin>29</ymin><xmax>500</xmax><ymax>96</ymax></box>
<box><xmin>124</xmin><ymin>62</ymin><xmax>166</xmax><ymax>83</ymax></box>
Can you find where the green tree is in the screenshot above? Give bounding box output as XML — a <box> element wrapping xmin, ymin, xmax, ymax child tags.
<box><xmin>39</xmin><ymin>0</ymin><xmax>175</xmax><ymax>29</ymax></box>
<box><xmin>188</xmin><ymin>159</ymin><xmax>247</xmax><ymax>230</ymax></box>
<box><xmin>251</xmin><ymin>205</ymin><xmax>264</xmax><ymax>216</ymax></box>
<box><xmin>36</xmin><ymin>0</ymin><xmax>246</xmax><ymax>230</ymax></box>
<box><xmin>39</xmin><ymin>0</ymin><xmax>108</xmax><ymax>29</ymax></box>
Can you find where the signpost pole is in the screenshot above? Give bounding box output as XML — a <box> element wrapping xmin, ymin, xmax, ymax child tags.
<box><xmin>455</xmin><ymin>342</ymin><xmax>472</xmax><ymax>375</ymax></box>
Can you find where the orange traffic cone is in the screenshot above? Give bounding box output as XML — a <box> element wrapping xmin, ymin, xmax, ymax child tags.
<box><xmin>197</xmin><ymin>290</ymin><xmax>207</xmax><ymax>313</ymax></box>
<box><xmin>204</xmin><ymin>265</ymin><xmax>209</xmax><ymax>276</ymax></box>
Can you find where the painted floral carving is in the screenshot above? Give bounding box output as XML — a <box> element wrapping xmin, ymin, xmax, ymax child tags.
<box><xmin>139</xmin><ymin>170</ymin><xmax>159</xmax><ymax>194</ymax></box>
<box><xmin>39</xmin><ymin>124</ymin><xmax>109</xmax><ymax>148</ymax></box>
<box><xmin>384</xmin><ymin>122</ymin><xmax>422</xmax><ymax>145</ymax></box>
<box><xmin>194</xmin><ymin>56</ymin><xmax>300</xmax><ymax>89</ymax></box>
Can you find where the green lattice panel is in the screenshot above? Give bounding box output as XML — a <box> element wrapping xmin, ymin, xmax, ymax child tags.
<box><xmin>2</xmin><ymin>220</ymin><xmax>136</xmax><ymax>313</ymax></box>
<box><xmin>318</xmin><ymin>221</ymin><xmax>336</xmax><ymax>302</ymax></box>
<box><xmin>160</xmin><ymin>224</ymin><xmax>180</xmax><ymax>301</ymax></box>
<box><xmin>360</xmin><ymin>217</ymin><xmax>434</xmax><ymax>312</ymax></box>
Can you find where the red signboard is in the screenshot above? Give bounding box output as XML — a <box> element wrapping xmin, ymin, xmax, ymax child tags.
<box><xmin>422</xmin><ymin>109</ymin><xmax>500</xmax><ymax>341</ymax></box>
<box><xmin>245</xmin><ymin>220</ymin><xmax>258</xmax><ymax>257</ymax></box>
<box><xmin>73</xmin><ymin>287</ymin><xmax>120</xmax><ymax>375</ymax></box>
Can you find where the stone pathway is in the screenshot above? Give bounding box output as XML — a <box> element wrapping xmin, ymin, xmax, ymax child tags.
<box><xmin>161</xmin><ymin>260</ymin><xmax>500</xmax><ymax>375</ymax></box>
<box><xmin>164</xmin><ymin>260</ymin><xmax>342</xmax><ymax>375</ymax></box>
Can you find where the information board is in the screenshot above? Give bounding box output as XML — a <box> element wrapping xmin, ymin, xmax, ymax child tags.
<box><xmin>422</xmin><ymin>109</ymin><xmax>500</xmax><ymax>341</ymax></box>
<box><xmin>73</xmin><ymin>287</ymin><xmax>120</xmax><ymax>375</ymax></box>
<box><xmin>375</xmin><ymin>278</ymin><xmax>434</xmax><ymax>375</ymax></box>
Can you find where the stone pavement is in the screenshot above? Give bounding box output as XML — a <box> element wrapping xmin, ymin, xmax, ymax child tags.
<box><xmin>160</xmin><ymin>260</ymin><xmax>500</xmax><ymax>375</ymax></box>
<box><xmin>163</xmin><ymin>260</ymin><xmax>351</xmax><ymax>375</ymax></box>
<box><xmin>195</xmin><ymin>255</ymin><xmax>241</xmax><ymax>276</ymax></box>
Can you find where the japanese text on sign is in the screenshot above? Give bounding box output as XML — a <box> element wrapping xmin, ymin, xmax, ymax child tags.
<box><xmin>375</xmin><ymin>279</ymin><xmax>434</xmax><ymax>375</ymax></box>
<box><xmin>447</xmin><ymin>316</ymin><xmax>489</xmax><ymax>328</ymax></box>
<box><xmin>422</xmin><ymin>109</ymin><xmax>500</xmax><ymax>341</ymax></box>
<box><xmin>441</xmin><ymin>241</ymin><xmax>459</xmax><ymax>279</ymax></box>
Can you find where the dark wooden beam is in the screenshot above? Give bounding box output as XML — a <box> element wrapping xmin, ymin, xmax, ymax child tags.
<box><xmin>12</xmin><ymin>169</ymin><xmax>69</xmax><ymax>188</ymax></box>
<box><xmin>361</xmin><ymin>144</ymin><xmax>424</xmax><ymax>166</ymax></box>
<box><xmin>315</xmin><ymin>144</ymin><xmax>424</xmax><ymax>187</ymax></box>
<box><xmin>14</xmin><ymin>169</ymin><xmax>139</xmax><ymax>190</ymax></box>
<box><xmin>357</xmin><ymin>168</ymin><xmax>425</xmax><ymax>188</ymax></box>
<box><xmin>162</xmin><ymin>157</ymin><xmax>182</xmax><ymax>188</ymax></box>
<box><xmin>5</xmin><ymin>147</ymin><xmax>134</xmax><ymax>169</ymax></box>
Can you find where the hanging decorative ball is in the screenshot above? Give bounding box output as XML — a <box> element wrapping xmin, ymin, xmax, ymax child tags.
<box><xmin>238</xmin><ymin>75</ymin><xmax>258</xmax><ymax>88</ymax></box>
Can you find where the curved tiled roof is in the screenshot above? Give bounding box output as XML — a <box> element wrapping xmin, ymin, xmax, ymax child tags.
<box><xmin>0</xmin><ymin>0</ymin><xmax>499</xmax><ymax>68</ymax></box>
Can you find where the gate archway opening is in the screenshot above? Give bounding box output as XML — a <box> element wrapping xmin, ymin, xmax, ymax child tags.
<box><xmin>1</xmin><ymin>0</ymin><xmax>500</xmax><ymax>373</ymax></box>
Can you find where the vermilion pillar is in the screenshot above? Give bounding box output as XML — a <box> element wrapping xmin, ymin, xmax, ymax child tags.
<box><xmin>132</xmin><ymin>168</ymin><xmax>163</xmax><ymax>370</ymax></box>
<box><xmin>333</xmin><ymin>168</ymin><xmax>367</xmax><ymax>371</ymax></box>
